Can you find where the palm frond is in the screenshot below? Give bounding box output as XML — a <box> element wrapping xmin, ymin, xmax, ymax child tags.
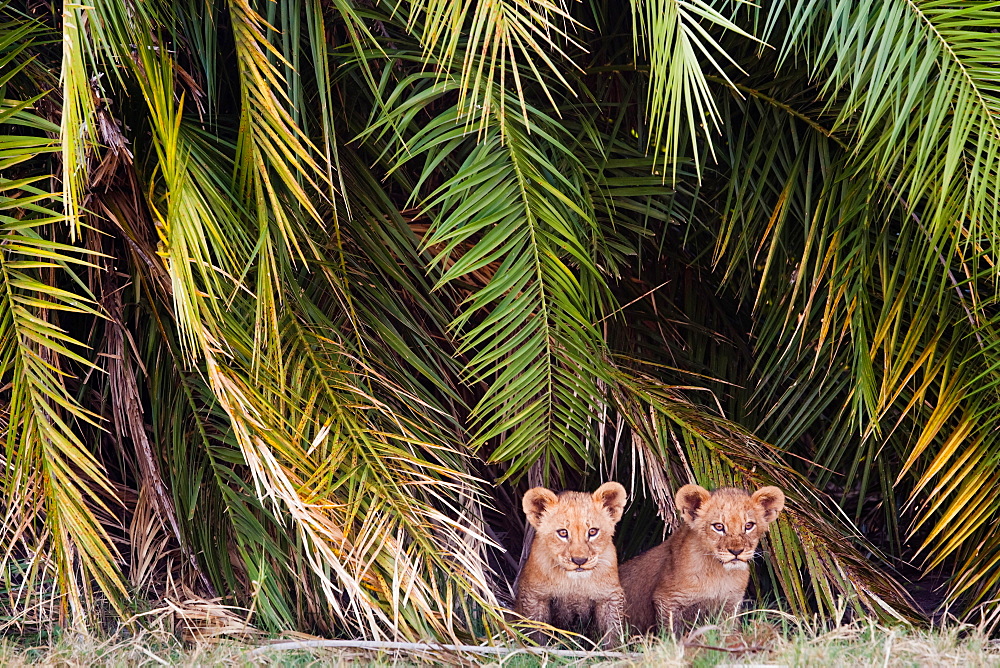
<box><xmin>774</xmin><ymin>0</ymin><xmax>1000</xmax><ymax>249</ymax></box>
<box><xmin>58</xmin><ymin>1</ymin><xmax>96</xmax><ymax>240</ymax></box>
<box><xmin>404</xmin><ymin>0</ymin><xmax>581</xmax><ymax>127</ymax></box>
<box><xmin>368</xmin><ymin>72</ymin><xmax>614</xmax><ymax>479</ymax></box>
<box><xmin>0</xmin><ymin>96</ymin><xmax>127</xmax><ymax>626</ymax></box>
<box><xmin>629</xmin><ymin>0</ymin><xmax>755</xmax><ymax>175</ymax></box>
<box><xmin>609</xmin><ymin>373</ymin><xmax>916</xmax><ymax>621</ymax></box>
<box><xmin>8</xmin><ymin>0</ymin><xmax>1000</xmax><ymax>638</ymax></box>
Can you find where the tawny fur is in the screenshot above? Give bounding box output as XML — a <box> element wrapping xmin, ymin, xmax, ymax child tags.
<box><xmin>619</xmin><ymin>484</ymin><xmax>784</xmax><ymax>634</ymax></box>
<box><xmin>513</xmin><ymin>482</ymin><xmax>627</xmax><ymax>646</ymax></box>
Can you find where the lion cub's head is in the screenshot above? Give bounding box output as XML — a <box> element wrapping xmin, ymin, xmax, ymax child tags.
<box><xmin>676</xmin><ymin>484</ymin><xmax>785</xmax><ymax>571</ymax></box>
<box><xmin>522</xmin><ymin>482</ymin><xmax>627</xmax><ymax>576</ymax></box>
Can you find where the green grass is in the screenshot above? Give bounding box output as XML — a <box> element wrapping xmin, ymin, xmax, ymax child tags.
<box><xmin>3</xmin><ymin>615</ymin><xmax>1000</xmax><ymax>666</ymax></box>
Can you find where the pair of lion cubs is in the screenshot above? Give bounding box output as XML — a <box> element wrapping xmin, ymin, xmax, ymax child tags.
<box><xmin>514</xmin><ymin>481</ymin><xmax>785</xmax><ymax>645</ymax></box>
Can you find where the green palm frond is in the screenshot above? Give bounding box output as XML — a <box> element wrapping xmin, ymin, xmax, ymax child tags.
<box><xmin>368</xmin><ymin>72</ymin><xmax>613</xmax><ymax>479</ymax></box>
<box><xmin>629</xmin><ymin>0</ymin><xmax>755</xmax><ymax>175</ymax></box>
<box><xmin>81</xmin><ymin>5</ymin><xmax>499</xmax><ymax>637</ymax></box>
<box><xmin>694</xmin><ymin>0</ymin><xmax>1000</xmax><ymax>614</ymax></box>
<box><xmin>774</xmin><ymin>0</ymin><xmax>1000</xmax><ymax>244</ymax></box>
<box><xmin>405</xmin><ymin>0</ymin><xmax>580</xmax><ymax>126</ymax></box>
<box><xmin>0</xmin><ymin>94</ymin><xmax>127</xmax><ymax>626</ymax></box>
<box><xmin>59</xmin><ymin>0</ymin><xmax>96</xmax><ymax>240</ymax></box>
<box><xmin>226</xmin><ymin>0</ymin><xmax>330</xmax><ymax>238</ymax></box>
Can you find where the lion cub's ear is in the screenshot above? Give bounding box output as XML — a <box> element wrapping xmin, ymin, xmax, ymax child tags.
<box><xmin>751</xmin><ymin>486</ymin><xmax>785</xmax><ymax>523</ymax></box>
<box><xmin>522</xmin><ymin>487</ymin><xmax>560</xmax><ymax>528</ymax></box>
<box><xmin>592</xmin><ymin>482</ymin><xmax>627</xmax><ymax>524</ymax></box>
<box><xmin>675</xmin><ymin>484</ymin><xmax>712</xmax><ymax>526</ymax></box>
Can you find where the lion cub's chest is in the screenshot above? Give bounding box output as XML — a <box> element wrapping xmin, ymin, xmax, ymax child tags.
<box><xmin>545</xmin><ymin>570</ymin><xmax>604</xmax><ymax>626</ymax></box>
<box><xmin>671</xmin><ymin>558</ymin><xmax>748</xmax><ymax>600</ymax></box>
<box><xmin>545</xmin><ymin>568</ymin><xmax>600</xmax><ymax>595</ymax></box>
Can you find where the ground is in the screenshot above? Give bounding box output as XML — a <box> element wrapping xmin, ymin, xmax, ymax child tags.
<box><xmin>2</xmin><ymin>613</ymin><xmax>1000</xmax><ymax>666</ymax></box>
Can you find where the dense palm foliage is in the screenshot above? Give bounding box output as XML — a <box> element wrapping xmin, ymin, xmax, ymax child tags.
<box><xmin>3</xmin><ymin>0</ymin><xmax>1000</xmax><ymax>641</ymax></box>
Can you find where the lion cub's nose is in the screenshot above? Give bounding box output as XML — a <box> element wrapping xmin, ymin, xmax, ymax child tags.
<box><xmin>571</xmin><ymin>556</ymin><xmax>588</xmax><ymax>565</ymax></box>
<box><xmin>728</xmin><ymin>548</ymin><xmax>743</xmax><ymax>557</ymax></box>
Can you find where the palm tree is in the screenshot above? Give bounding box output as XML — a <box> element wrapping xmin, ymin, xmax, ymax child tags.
<box><xmin>2</xmin><ymin>0</ymin><xmax>999</xmax><ymax>640</ymax></box>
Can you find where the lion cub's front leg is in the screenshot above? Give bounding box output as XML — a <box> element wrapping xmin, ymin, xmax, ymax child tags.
<box><xmin>593</xmin><ymin>588</ymin><xmax>625</xmax><ymax>647</ymax></box>
<box><xmin>514</xmin><ymin>590</ymin><xmax>552</xmax><ymax>644</ymax></box>
<box><xmin>652</xmin><ymin>591</ymin><xmax>685</xmax><ymax>635</ymax></box>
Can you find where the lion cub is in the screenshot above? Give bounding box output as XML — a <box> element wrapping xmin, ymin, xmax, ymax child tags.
<box><xmin>514</xmin><ymin>482</ymin><xmax>627</xmax><ymax>645</ymax></box>
<box><xmin>619</xmin><ymin>484</ymin><xmax>784</xmax><ymax>633</ymax></box>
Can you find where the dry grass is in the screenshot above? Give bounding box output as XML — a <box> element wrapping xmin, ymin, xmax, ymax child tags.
<box><xmin>2</xmin><ymin>615</ymin><xmax>1000</xmax><ymax>666</ymax></box>
<box><xmin>634</xmin><ymin>612</ymin><xmax>1000</xmax><ymax>668</ymax></box>
<box><xmin>764</xmin><ymin>623</ymin><xmax>1000</xmax><ymax>667</ymax></box>
<box><xmin>0</xmin><ymin>633</ymin><xmax>416</xmax><ymax>667</ymax></box>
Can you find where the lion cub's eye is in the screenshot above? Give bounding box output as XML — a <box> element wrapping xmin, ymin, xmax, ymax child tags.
<box><xmin>588</xmin><ymin>528</ymin><xmax>599</xmax><ymax>537</ymax></box>
<box><xmin>745</xmin><ymin>521</ymin><xmax>755</xmax><ymax>531</ymax></box>
<box><xmin>557</xmin><ymin>529</ymin><xmax>569</xmax><ymax>539</ymax></box>
<box><xmin>711</xmin><ymin>523</ymin><xmax>725</xmax><ymax>533</ymax></box>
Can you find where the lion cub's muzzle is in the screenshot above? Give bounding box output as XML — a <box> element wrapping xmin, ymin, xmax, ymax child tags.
<box><xmin>562</xmin><ymin>555</ymin><xmax>595</xmax><ymax>572</ymax></box>
<box><xmin>717</xmin><ymin>546</ymin><xmax>752</xmax><ymax>569</ymax></box>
